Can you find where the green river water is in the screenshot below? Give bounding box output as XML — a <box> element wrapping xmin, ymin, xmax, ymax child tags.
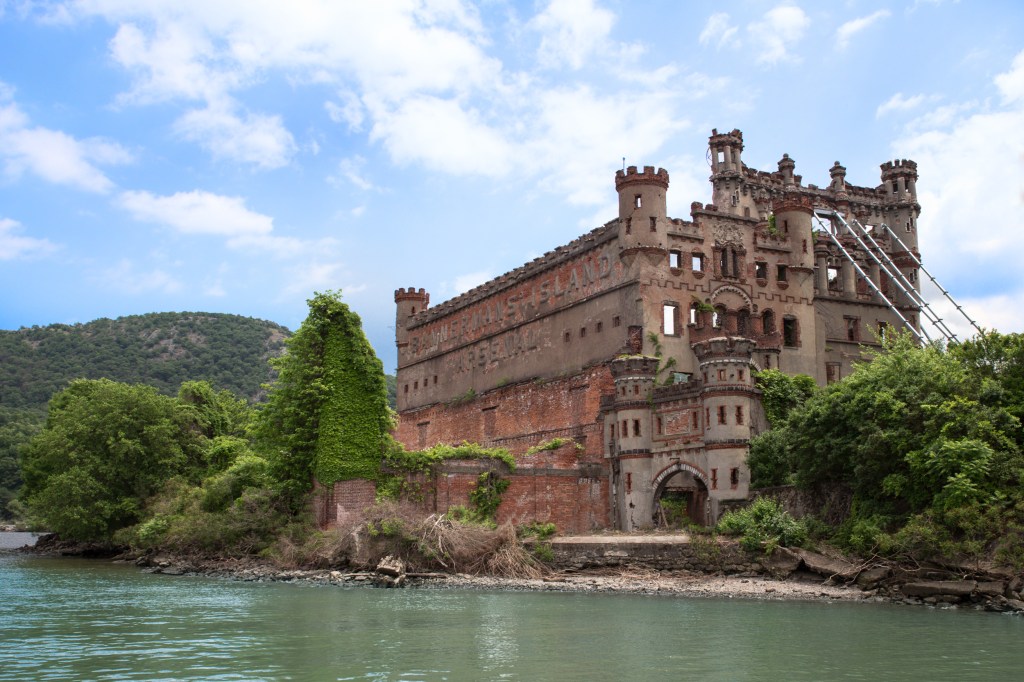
<box><xmin>2</xmin><ymin>534</ymin><xmax>1022</xmax><ymax>681</ymax></box>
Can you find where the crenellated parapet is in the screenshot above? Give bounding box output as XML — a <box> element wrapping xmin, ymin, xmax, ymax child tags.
<box><xmin>394</xmin><ymin>287</ymin><xmax>429</xmax><ymax>304</ymax></box>
<box><xmin>772</xmin><ymin>193</ymin><xmax>814</xmax><ymax>215</ymax></box>
<box><xmin>615</xmin><ymin>165</ymin><xmax>670</xmax><ymax>191</ymax></box>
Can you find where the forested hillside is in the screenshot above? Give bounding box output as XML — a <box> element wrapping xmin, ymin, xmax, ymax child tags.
<box><xmin>0</xmin><ymin>312</ymin><xmax>291</xmax><ymax>408</ymax></box>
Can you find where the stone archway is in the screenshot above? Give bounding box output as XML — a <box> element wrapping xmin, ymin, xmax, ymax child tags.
<box><xmin>651</xmin><ymin>462</ymin><xmax>711</xmax><ymax>527</ymax></box>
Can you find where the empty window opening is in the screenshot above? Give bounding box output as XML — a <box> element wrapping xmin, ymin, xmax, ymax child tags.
<box><xmin>730</xmin><ymin>468</ymin><xmax>740</xmax><ymax>488</ymax></box>
<box><xmin>756</xmin><ymin>261</ymin><xmax>768</xmax><ymax>279</ymax></box>
<box><xmin>404</xmin><ymin>384</ymin><xmax>409</xmax><ymax>394</ymax></box>
<box><xmin>737</xmin><ymin>369</ymin><xmax>745</xmax><ymax>382</ymax></box>
<box><xmin>737</xmin><ymin>309</ymin><xmax>750</xmax><ymax>336</ymax></box>
<box><xmin>411</xmin><ymin>306</ymin><xmax>416</xmax><ymax>315</ymax></box>
<box><xmin>656</xmin><ymin>417</ymin><xmax>663</xmax><ymax>435</ymax></box>
<box><xmin>564</xmin><ymin>330</ymin><xmax>571</xmax><ymax>343</ymax></box>
<box><xmin>711</xmin><ymin>468</ymin><xmax>718</xmax><ymax>490</ymax></box>
<box><xmin>826</xmin><ymin>362</ymin><xmax>840</xmax><ymax>384</ymax></box>
<box><xmin>691</xmin><ymin>411</ymin><xmax>699</xmax><ymax>429</ymax></box>
<box><xmin>744</xmin><ymin>206</ymin><xmax>751</xmax><ymax>217</ymax></box>
<box><xmin>433</xmin><ymin>375</ymin><xmax>438</xmax><ymax>385</ymax></box>
<box><xmin>622</xmin><ymin>419</ymin><xmax>628</xmax><ymax>436</ymax></box>
<box><xmin>580</xmin><ymin>326</ymin><xmax>587</xmax><ymax>338</ymax></box>
<box><xmin>764</xmin><ymin>354</ymin><xmax>771</xmax><ymax>368</ymax></box>
<box><xmin>596</xmin><ymin>321</ymin><xmax>604</xmax><ymax>333</ymax></box>
<box><xmin>776</xmin><ymin>264</ymin><xmax>788</xmax><ymax>282</ymax></box>
<box><xmin>877</xmin><ymin>321</ymin><xmax>888</xmax><ymax>342</ymax></box>
<box><xmin>625</xmin><ymin>472</ymin><xmax>632</xmax><ymax>494</ymax></box>
<box><xmin>713</xmin><ymin>306</ymin><xmax>725</xmax><ymax>328</ymax></box>
<box><xmin>827</xmin><ymin>266</ymin><xmax>841</xmax><ymax>290</ymax></box>
<box><xmin>414</xmin><ymin>380</ymin><xmax>418</xmax><ymax>390</ymax></box>
<box><xmin>783</xmin><ymin>317</ymin><xmax>799</xmax><ymax>347</ymax></box>
<box><xmin>762</xmin><ymin>309</ymin><xmax>775</xmax><ymax>333</ymax></box>
<box><xmin>718</xmin><ymin>405</ymin><xmax>727</xmax><ymax>424</ymax></box>
<box><xmin>692</xmin><ymin>253</ymin><xmax>705</xmax><ymax>272</ymax></box>
<box><xmin>690</xmin><ymin>303</ymin><xmax>700</xmax><ymax>325</ymax></box>
<box><xmin>908</xmin><ymin>269</ymin><xmax>917</xmax><ymax>283</ymax></box>
<box><xmin>633</xmin><ymin>419</ymin><xmax>641</xmax><ymax>436</ymax></box>
<box><xmin>705</xmin><ymin>407</ymin><xmax>710</xmax><ymax>424</ymax></box>
<box><xmin>802</xmin><ymin>239</ymin><xmax>807</xmax><ymax>254</ymax></box>
<box><xmin>612</xmin><ymin>316</ymin><xmax>621</xmax><ymax>327</ymax></box>
<box><xmin>845</xmin><ymin>317</ymin><xmax>860</xmax><ymax>342</ymax></box>
<box><xmin>736</xmin><ymin>405</ymin><xmax>744</xmax><ymax>425</ymax></box>
<box><xmin>782</xmin><ymin>219</ymin><xmax>789</xmax><ymax>234</ymax></box>
<box><xmin>633</xmin><ymin>384</ymin><xmax>640</xmax><ymax>396</ymax></box>
<box><xmin>663</xmin><ymin>303</ymin><xmax>679</xmax><ymax>336</ymax></box>
<box><xmin>634</xmin><ymin>194</ymin><xmax>642</xmax><ymax>208</ymax></box>
<box><xmin>650</xmin><ymin>217</ymin><xmax>657</xmax><ymax>232</ymax></box>
<box><xmin>669</xmin><ymin>250</ymin><xmax>682</xmax><ymax>269</ymax></box>
<box><xmin>717</xmin><ymin>369</ymin><xmax>726</xmax><ymax>381</ymax></box>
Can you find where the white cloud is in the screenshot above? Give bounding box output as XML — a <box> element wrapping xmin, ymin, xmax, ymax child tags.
<box><xmin>0</xmin><ymin>94</ymin><xmax>131</xmax><ymax>193</ymax></box>
<box><xmin>368</xmin><ymin>95</ymin><xmax>517</xmax><ymax>176</ymax></box>
<box><xmin>747</xmin><ymin>5</ymin><xmax>810</xmax><ymax>66</ymax></box>
<box><xmin>892</xmin><ymin>50</ymin><xmax>1024</xmax><ymax>324</ymax></box>
<box><xmin>173</xmin><ymin>103</ymin><xmax>296</xmax><ymax>169</ymax></box>
<box><xmin>118</xmin><ymin>189</ymin><xmax>274</xmax><ymax>237</ymax></box>
<box><xmin>699</xmin><ymin>12</ymin><xmax>740</xmax><ymax>50</ymax></box>
<box><xmin>325</xmin><ymin>90</ymin><xmax>365</xmax><ymax>131</ymax></box>
<box><xmin>876</xmin><ymin>92</ymin><xmax>934</xmax><ymax>118</ymax></box>
<box><xmin>97</xmin><ymin>258</ymin><xmax>183</xmax><ymax>295</ymax></box>
<box><xmin>0</xmin><ymin>217</ymin><xmax>58</xmax><ymax>260</ymax></box>
<box><xmin>331</xmin><ymin>155</ymin><xmax>378</xmax><ymax>191</ymax></box>
<box><xmin>530</xmin><ymin>0</ymin><xmax>615</xmax><ymax>70</ymax></box>
<box><xmin>835</xmin><ymin>10</ymin><xmax>890</xmax><ymax>50</ymax></box>
<box><xmin>995</xmin><ymin>50</ymin><xmax>1024</xmax><ymax>105</ymax></box>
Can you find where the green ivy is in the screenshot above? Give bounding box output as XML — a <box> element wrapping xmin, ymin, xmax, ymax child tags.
<box><xmin>255</xmin><ymin>291</ymin><xmax>390</xmax><ymax>502</ymax></box>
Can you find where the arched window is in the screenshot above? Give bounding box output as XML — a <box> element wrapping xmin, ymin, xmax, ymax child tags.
<box><xmin>713</xmin><ymin>305</ymin><xmax>726</xmax><ymax>329</ymax></box>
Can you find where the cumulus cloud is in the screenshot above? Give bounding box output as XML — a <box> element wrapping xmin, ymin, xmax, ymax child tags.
<box><xmin>835</xmin><ymin>10</ymin><xmax>890</xmax><ymax>50</ymax></box>
<box><xmin>0</xmin><ymin>89</ymin><xmax>131</xmax><ymax>193</ymax></box>
<box><xmin>173</xmin><ymin>103</ymin><xmax>296</xmax><ymax>169</ymax></box>
<box><xmin>892</xmin><ymin>50</ymin><xmax>1024</xmax><ymax>326</ymax></box>
<box><xmin>530</xmin><ymin>0</ymin><xmax>616</xmax><ymax>70</ymax></box>
<box><xmin>0</xmin><ymin>217</ymin><xmax>58</xmax><ymax>260</ymax></box>
<box><xmin>117</xmin><ymin>189</ymin><xmax>273</xmax><ymax>237</ymax></box>
<box><xmin>747</xmin><ymin>5</ymin><xmax>810</xmax><ymax>66</ymax></box>
<box><xmin>699</xmin><ymin>12</ymin><xmax>740</xmax><ymax>50</ymax></box>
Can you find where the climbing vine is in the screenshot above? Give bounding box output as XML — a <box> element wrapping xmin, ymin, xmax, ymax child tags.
<box><xmin>255</xmin><ymin>291</ymin><xmax>390</xmax><ymax>501</ymax></box>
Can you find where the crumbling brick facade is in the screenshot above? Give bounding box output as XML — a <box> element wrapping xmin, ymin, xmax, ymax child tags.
<box><xmin>393</xmin><ymin>129</ymin><xmax>922</xmax><ymax>531</ymax></box>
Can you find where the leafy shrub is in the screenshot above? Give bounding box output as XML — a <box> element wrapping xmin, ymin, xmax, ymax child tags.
<box><xmin>717</xmin><ymin>497</ymin><xmax>808</xmax><ymax>552</ymax></box>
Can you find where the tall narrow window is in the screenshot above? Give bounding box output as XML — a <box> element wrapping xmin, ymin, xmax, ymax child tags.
<box><xmin>634</xmin><ymin>194</ymin><xmax>642</xmax><ymax>208</ymax></box>
<box><xmin>783</xmin><ymin>317</ymin><xmax>799</xmax><ymax>347</ymax></box>
<box><xmin>692</xmin><ymin>253</ymin><xmax>705</xmax><ymax>272</ymax></box>
<box><xmin>755</xmin><ymin>261</ymin><xmax>768</xmax><ymax>279</ymax></box>
<box><xmin>776</xmin><ymin>264</ymin><xmax>788</xmax><ymax>282</ymax></box>
<box><xmin>717</xmin><ymin>405</ymin><xmax>726</xmax><ymax>424</ymax></box>
<box><xmin>736</xmin><ymin>405</ymin><xmax>744</xmax><ymax>425</ymax></box>
<box><xmin>730</xmin><ymin>468</ymin><xmax>740</xmax><ymax>488</ymax></box>
<box><xmin>669</xmin><ymin>250</ymin><xmax>682</xmax><ymax>269</ymax></box>
<box><xmin>663</xmin><ymin>303</ymin><xmax>679</xmax><ymax>336</ymax></box>
<box><xmin>650</xmin><ymin>216</ymin><xmax>657</xmax><ymax>231</ymax></box>
<box><xmin>845</xmin><ymin>317</ymin><xmax>860</xmax><ymax>342</ymax></box>
<box><xmin>633</xmin><ymin>419</ymin><xmax>641</xmax><ymax>436</ymax></box>
<box><xmin>762</xmin><ymin>309</ymin><xmax>775</xmax><ymax>333</ymax></box>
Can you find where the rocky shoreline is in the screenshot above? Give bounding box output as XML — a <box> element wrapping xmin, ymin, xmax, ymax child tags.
<box><xmin>21</xmin><ymin>533</ymin><xmax>1024</xmax><ymax>613</ymax></box>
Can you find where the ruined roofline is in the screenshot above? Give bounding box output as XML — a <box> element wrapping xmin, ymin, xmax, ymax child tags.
<box><xmin>406</xmin><ymin>220</ymin><xmax>619</xmax><ymax>329</ymax></box>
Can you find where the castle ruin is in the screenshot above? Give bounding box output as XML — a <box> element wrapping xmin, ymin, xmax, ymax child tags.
<box><xmin>390</xmin><ymin>128</ymin><xmax>923</xmax><ymax>532</ymax></box>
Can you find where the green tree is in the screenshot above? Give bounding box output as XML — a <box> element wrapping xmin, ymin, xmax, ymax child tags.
<box><xmin>20</xmin><ymin>379</ymin><xmax>207</xmax><ymax>541</ymax></box>
<box><xmin>0</xmin><ymin>407</ymin><xmax>43</xmax><ymax>519</ymax></box>
<box><xmin>254</xmin><ymin>291</ymin><xmax>390</xmax><ymax>504</ymax></box>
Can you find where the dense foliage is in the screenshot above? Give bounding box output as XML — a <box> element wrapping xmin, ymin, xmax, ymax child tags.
<box><xmin>749</xmin><ymin>332</ymin><xmax>1024</xmax><ymax>566</ymax></box>
<box><xmin>254</xmin><ymin>291</ymin><xmax>391</xmax><ymax>502</ymax></box>
<box><xmin>0</xmin><ymin>312</ymin><xmax>289</xmax><ymax>409</ymax></box>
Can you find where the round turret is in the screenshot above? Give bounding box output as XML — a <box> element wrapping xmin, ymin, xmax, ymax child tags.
<box><xmin>615</xmin><ymin>165</ymin><xmax>669</xmax><ymax>255</ymax></box>
<box><xmin>394</xmin><ymin>287</ymin><xmax>429</xmax><ymax>350</ymax></box>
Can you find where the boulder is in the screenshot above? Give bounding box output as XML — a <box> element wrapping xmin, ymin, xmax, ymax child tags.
<box><xmin>902</xmin><ymin>580</ymin><xmax>976</xmax><ymax>598</ymax></box>
<box><xmin>764</xmin><ymin>547</ymin><xmax>801</xmax><ymax>577</ymax></box>
<box><xmin>975</xmin><ymin>581</ymin><xmax>1005</xmax><ymax>598</ymax></box>
<box><xmin>854</xmin><ymin>566</ymin><xmax>890</xmax><ymax>590</ymax></box>
<box><xmin>791</xmin><ymin>548</ymin><xmax>857</xmax><ymax>581</ymax></box>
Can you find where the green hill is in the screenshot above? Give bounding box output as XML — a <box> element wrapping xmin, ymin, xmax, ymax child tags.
<box><xmin>0</xmin><ymin>312</ymin><xmax>291</xmax><ymax>409</ymax></box>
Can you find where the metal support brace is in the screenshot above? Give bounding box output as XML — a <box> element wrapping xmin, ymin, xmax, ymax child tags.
<box><xmin>882</xmin><ymin>224</ymin><xmax>985</xmax><ymax>337</ymax></box>
<box><xmin>812</xmin><ymin>212</ymin><xmax>926</xmax><ymax>343</ymax></box>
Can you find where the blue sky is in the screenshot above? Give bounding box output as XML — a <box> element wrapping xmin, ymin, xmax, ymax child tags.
<box><xmin>1</xmin><ymin>0</ymin><xmax>1022</xmax><ymax>373</ymax></box>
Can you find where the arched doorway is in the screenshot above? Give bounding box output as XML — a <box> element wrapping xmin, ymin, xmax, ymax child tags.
<box><xmin>651</xmin><ymin>463</ymin><xmax>710</xmax><ymax>528</ymax></box>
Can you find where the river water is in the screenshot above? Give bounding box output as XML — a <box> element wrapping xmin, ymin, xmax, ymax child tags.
<box><xmin>2</xmin><ymin>534</ymin><xmax>1022</xmax><ymax>681</ymax></box>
